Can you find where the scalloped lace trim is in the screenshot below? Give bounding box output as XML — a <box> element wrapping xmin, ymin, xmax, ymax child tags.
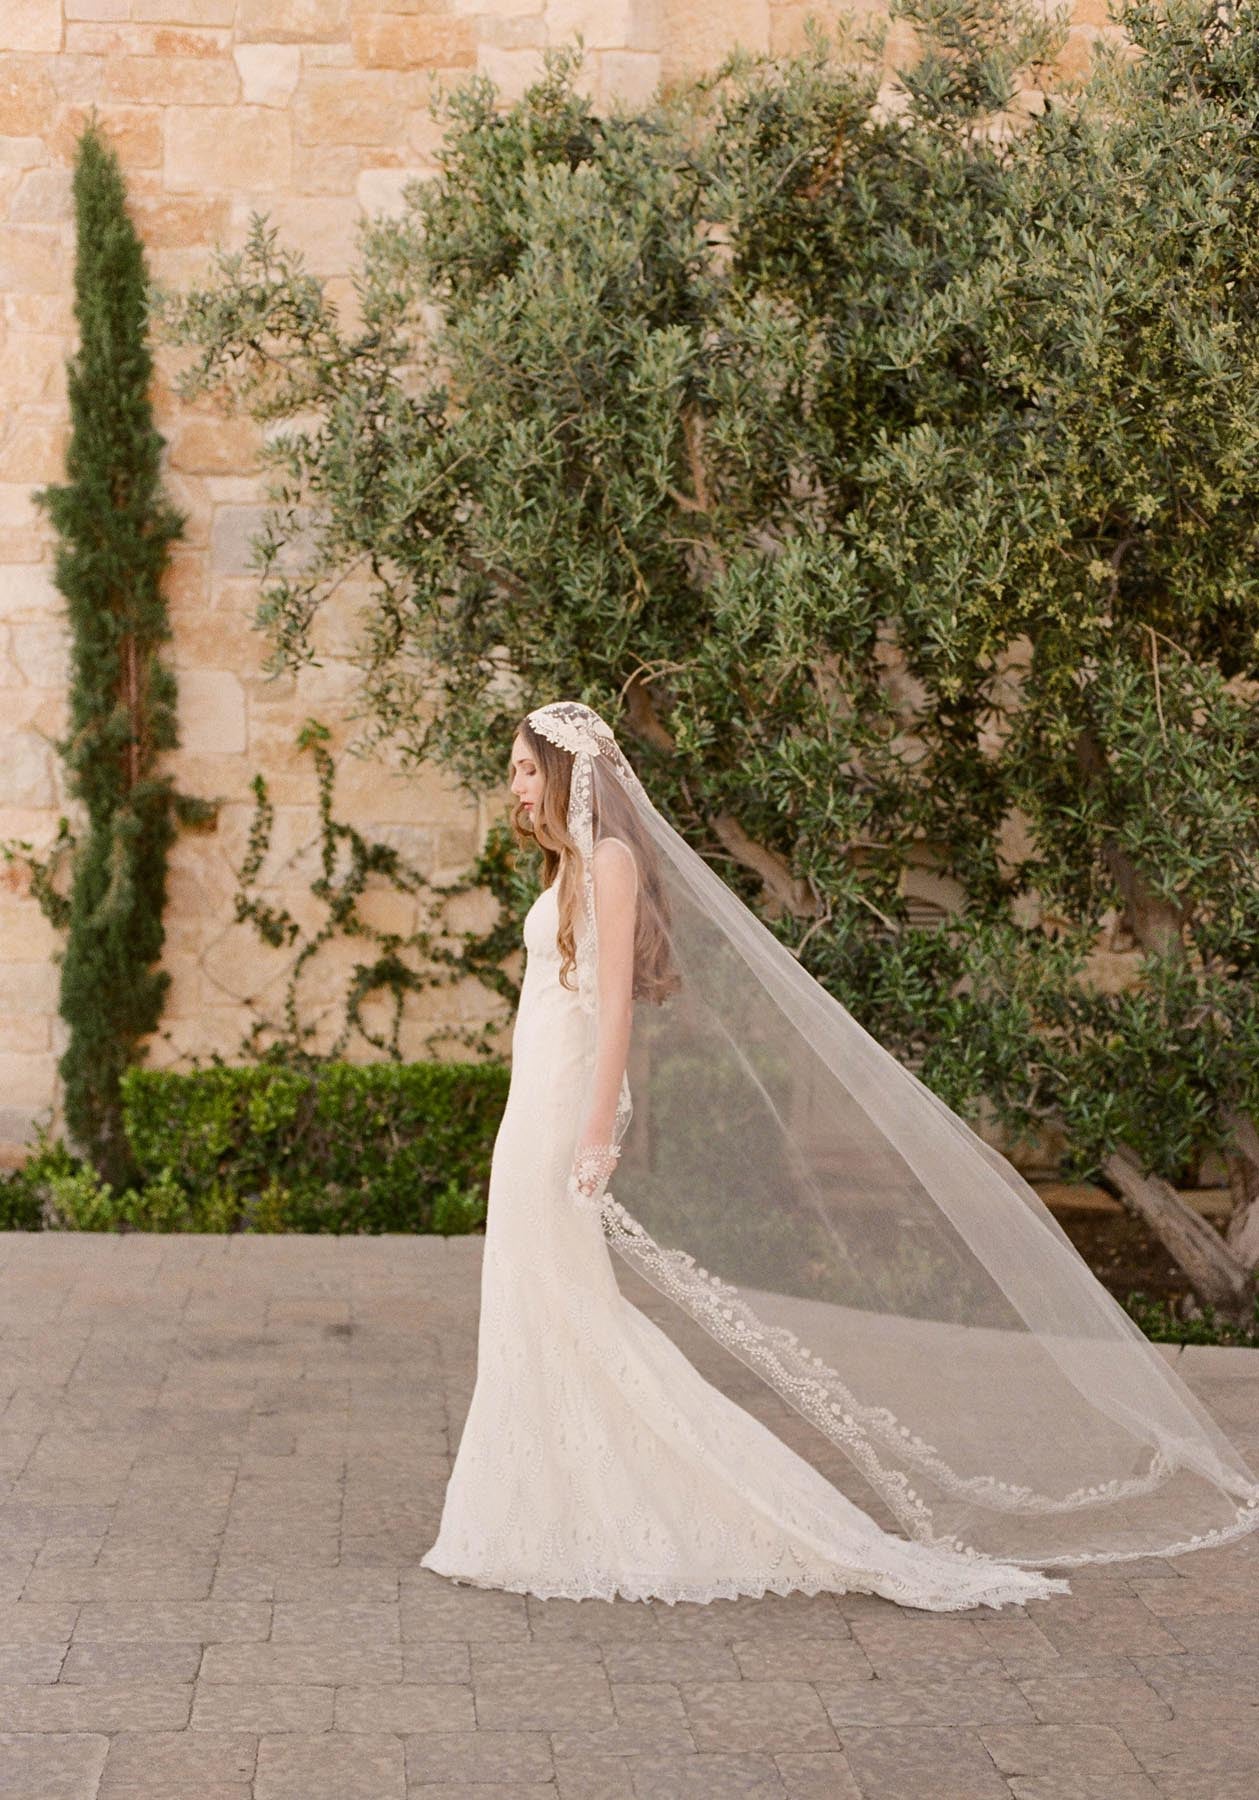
<box><xmin>419</xmin><ymin>1552</ymin><xmax>1070</xmax><ymax>1613</ymax></box>
<box><xmin>597</xmin><ymin>1194</ymin><xmax>1259</xmax><ymax>1563</ymax></box>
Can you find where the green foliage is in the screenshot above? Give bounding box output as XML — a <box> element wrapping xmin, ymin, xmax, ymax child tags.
<box><xmin>224</xmin><ymin>718</ymin><xmax>528</xmax><ymax>1063</ymax></box>
<box><xmin>156</xmin><ymin>4</ymin><xmax>1259</xmax><ymax>1215</ymax></box>
<box><xmin>0</xmin><ymin>1129</ymin><xmax>78</xmax><ymax>1230</ymax></box>
<box><xmin>119</xmin><ymin>1061</ymin><xmax>505</xmax><ymax>1232</ymax></box>
<box><xmin>2</xmin><ymin>1062</ymin><xmax>505</xmax><ymax>1233</ymax></box>
<box><xmin>1</xmin><ymin>819</ymin><xmax>75</xmax><ymax>935</ymax></box>
<box><xmin>26</xmin><ymin>118</ymin><xmax>208</xmax><ymax>1186</ymax></box>
<box><xmin>1124</xmin><ymin>1290</ymin><xmax>1259</xmax><ymax>1348</ymax></box>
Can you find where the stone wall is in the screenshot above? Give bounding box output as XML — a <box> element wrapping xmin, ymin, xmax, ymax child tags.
<box><xmin>0</xmin><ymin>0</ymin><xmax>1119</xmax><ymax>1159</ymax></box>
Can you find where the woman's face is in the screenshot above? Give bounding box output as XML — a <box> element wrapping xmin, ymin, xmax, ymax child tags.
<box><xmin>509</xmin><ymin>731</ymin><xmax>544</xmax><ymax>824</ymax></box>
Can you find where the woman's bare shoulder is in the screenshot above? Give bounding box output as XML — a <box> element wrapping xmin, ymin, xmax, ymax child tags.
<box><xmin>590</xmin><ymin>836</ymin><xmax>639</xmax><ymax>889</ymax></box>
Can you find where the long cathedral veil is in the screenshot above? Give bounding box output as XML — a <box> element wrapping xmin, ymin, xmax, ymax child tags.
<box><xmin>525</xmin><ymin>700</ymin><xmax>1259</xmax><ymax>1567</ymax></box>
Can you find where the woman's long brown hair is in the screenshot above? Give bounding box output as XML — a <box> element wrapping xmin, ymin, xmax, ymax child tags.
<box><xmin>510</xmin><ymin>717</ymin><xmax>679</xmax><ymax>1005</ymax></box>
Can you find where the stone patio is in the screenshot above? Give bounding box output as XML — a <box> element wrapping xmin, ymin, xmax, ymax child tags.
<box><xmin>1</xmin><ymin>1231</ymin><xmax>1256</xmax><ymax>1799</ymax></box>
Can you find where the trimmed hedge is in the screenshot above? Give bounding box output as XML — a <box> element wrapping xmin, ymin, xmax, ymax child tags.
<box><xmin>0</xmin><ymin>1061</ymin><xmax>509</xmax><ymax>1234</ymax></box>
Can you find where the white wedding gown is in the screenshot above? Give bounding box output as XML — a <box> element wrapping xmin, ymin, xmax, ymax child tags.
<box><xmin>420</xmin><ymin>879</ymin><xmax>1071</xmax><ymax>1611</ymax></box>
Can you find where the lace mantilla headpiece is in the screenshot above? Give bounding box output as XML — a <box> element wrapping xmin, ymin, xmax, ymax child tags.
<box><xmin>527</xmin><ymin>700</ymin><xmax>617</xmax><ymax>758</ymax></box>
<box><xmin>526</xmin><ymin>699</ymin><xmax>648</xmax><ymax>799</ymax></box>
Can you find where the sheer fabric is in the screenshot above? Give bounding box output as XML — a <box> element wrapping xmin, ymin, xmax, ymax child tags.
<box><xmin>517</xmin><ymin>701</ymin><xmax>1259</xmax><ymax>1569</ymax></box>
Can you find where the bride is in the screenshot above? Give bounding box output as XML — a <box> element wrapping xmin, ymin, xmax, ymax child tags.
<box><xmin>420</xmin><ymin>700</ymin><xmax>1259</xmax><ymax>1611</ymax></box>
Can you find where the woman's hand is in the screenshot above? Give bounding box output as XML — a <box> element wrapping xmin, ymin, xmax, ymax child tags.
<box><xmin>567</xmin><ymin>1141</ymin><xmax>622</xmax><ymax>1211</ymax></box>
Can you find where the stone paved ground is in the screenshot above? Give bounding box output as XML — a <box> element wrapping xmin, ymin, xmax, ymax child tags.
<box><xmin>1</xmin><ymin>1233</ymin><xmax>1257</xmax><ymax>1800</ymax></box>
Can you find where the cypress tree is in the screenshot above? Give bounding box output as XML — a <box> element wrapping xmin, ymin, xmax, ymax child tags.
<box><xmin>36</xmin><ymin>118</ymin><xmax>189</xmax><ymax>1186</ymax></box>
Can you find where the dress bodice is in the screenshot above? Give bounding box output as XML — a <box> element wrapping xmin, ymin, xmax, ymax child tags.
<box><xmin>522</xmin><ymin>880</ymin><xmax>560</xmax><ymax>964</ymax></box>
<box><xmin>512</xmin><ymin>879</ymin><xmax>588</xmax><ymax>1083</ymax></box>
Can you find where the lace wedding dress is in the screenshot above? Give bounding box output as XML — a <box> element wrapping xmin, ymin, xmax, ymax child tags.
<box><xmin>419</xmin><ymin>877</ymin><xmax>1071</xmax><ymax>1612</ymax></box>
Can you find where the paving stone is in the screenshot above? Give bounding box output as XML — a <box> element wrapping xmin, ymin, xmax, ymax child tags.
<box><xmin>0</xmin><ymin>1602</ymin><xmax>78</xmax><ymax>1643</ymax></box>
<box><xmin>974</xmin><ymin>1616</ymin><xmax>1063</xmax><ymax>1670</ymax></box>
<box><xmin>1130</xmin><ymin>1574</ymin><xmax>1258</xmax><ymax>1617</ymax></box>
<box><xmin>0</xmin><ymin>1559</ymin><xmax>37</xmax><ymax>1606</ymax></box>
<box><xmin>732</xmin><ymin>1637</ymin><xmax>873</xmax><ymax>1681</ymax></box>
<box><xmin>1007</xmin><ymin>1777</ymin><xmax>1160</xmax><ymax>1800</ymax></box>
<box><xmin>219</xmin><ymin>1530</ymin><xmax>341</xmax><ymax>1565</ymax></box>
<box><xmin>1036</xmin><ymin>1596</ymin><xmax>1183</xmax><ymax>1658</ymax></box>
<box><xmin>401</xmin><ymin>1640</ymin><xmax>473</xmax><ymax>1684</ymax></box>
<box><xmin>20</xmin><ymin>1563</ymin><xmax>215</xmax><ymax>1601</ymax></box>
<box><xmin>628</xmin><ymin>1752</ymin><xmax>787</xmax><ymax>1797</ymax></box>
<box><xmin>334</xmin><ymin>1681</ymin><xmax>475</xmax><ymax>1731</ymax></box>
<box><xmin>774</xmin><ymin>1750</ymin><xmax>863</xmax><ymax>1797</ymax></box>
<box><xmin>273</xmin><ymin>1566</ymin><xmax>400</xmax><ymax>1602</ymax></box>
<box><xmin>200</xmin><ymin>1639</ymin><xmax>404</xmax><ymax>1684</ymax></box>
<box><xmin>669</xmin><ymin>1591</ymin><xmax>849</xmax><ymax>1640</ymax></box>
<box><xmin>1130</xmin><ymin>1647</ymin><xmax>1259</xmax><ymax>1717</ymax></box>
<box><xmin>553</xmin><ymin>1756</ymin><xmax>635</xmax><ymax>1798</ymax></box>
<box><xmin>0</xmin><ymin>1731</ymin><xmax>109</xmax><ymax>1799</ymax></box>
<box><xmin>840</xmin><ymin>1725</ymin><xmax>1012</xmax><ymax>1799</ymax></box>
<box><xmin>410</xmin><ymin>1788</ymin><xmax>558</xmax><ymax>1799</ymax></box>
<box><xmin>821</xmin><ymin>1663</ymin><xmax>1034</xmax><ymax>1729</ymax></box>
<box><xmin>399</xmin><ymin>1574</ymin><xmax>530</xmax><ymax>1642</ymax></box>
<box><xmin>678</xmin><ymin>1678</ymin><xmax>837</xmax><ymax>1753</ymax></box>
<box><xmin>981</xmin><ymin>1722</ymin><xmax>1144</xmax><ymax>1776</ymax></box>
<box><xmin>601</xmin><ymin>1638</ymin><xmax>742</xmax><ymax>1682</ymax></box>
<box><xmin>0</xmin><ymin>1641</ymin><xmax>66</xmax><ymax>1681</ymax></box>
<box><xmin>402</xmin><ymin>1728</ymin><xmax>554</xmax><ymax>1783</ymax></box>
<box><xmin>72</xmin><ymin>1600</ymin><xmax>270</xmax><ymax>1643</ymax></box>
<box><xmin>255</xmin><ymin>1730</ymin><xmax>406</xmax><ymax>1798</ymax></box>
<box><xmin>526</xmin><ymin>1592</ymin><xmax>662</xmax><ymax>1640</ymax></box>
<box><xmin>98</xmin><ymin>1728</ymin><xmax>256</xmax><ymax>1797</ymax></box>
<box><xmin>643</xmin><ymin>1598</ymin><xmax>773</xmax><ymax>1642</ymax></box>
<box><xmin>1095</xmin><ymin>1559</ymin><xmax>1179</xmax><ymax>1581</ymax></box>
<box><xmin>1163</xmin><ymin>1606</ymin><xmax>1259</xmax><ymax>1655</ymax></box>
<box><xmin>475</xmin><ymin>1658</ymin><xmax>616</xmax><ymax>1732</ymax></box>
<box><xmin>551</xmin><ymin>1722</ymin><xmax>696</xmax><ymax>1759</ymax></box>
<box><xmin>610</xmin><ymin>1681</ymin><xmax>689</xmax><ymax>1730</ymax></box>
<box><xmin>0</xmin><ymin>1682</ymin><xmax>192</xmax><ymax>1730</ymax></box>
<box><xmin>59</xmin><ymin>1638</ymin><xmax>202</xmax><ymax>1684</ymax></box>
<box><xmin>33</xmin><ymin>1538</ymin><xmax>108</xmax><ymax>1569</ymax></box>
<box><xmin>849</xmin><ymin>1614</ymin><xmax>991</xmax><ymax>1666</ymax></box>
<box><xmin>1014</xmin><ymin>1664</ymin><xmax>1172</xmax><ymax>1727</ymax></box>
<box><xmin>472</xmin><ymin>1639</ymin><xmax>604</xmax><ymax>1673</ymax></box>
<box><xmin>211</xmin><ymin>1564</ymin><xmax>280</xmax><ymax>1600</ymax></box>
<box><xmin>191</xmin><ymin>1682</ymin><xmax>335</xmax><ymax>1732</ymax></box>
<box><xmin>1148</xmin><ymin>1770</ymin><xmax>1259</xmax><ymax>1800</ymax></box>
<box><xmin>271</xmin><ymin>1599</ymin><xmax>401</xmax><ymax>1643</ymax></box>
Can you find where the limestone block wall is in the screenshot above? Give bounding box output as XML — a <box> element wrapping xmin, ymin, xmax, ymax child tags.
<box><xmin>0</xmin><ymin>0</ymin><xmax>1120</xmax><ymax>1160</ymax></box>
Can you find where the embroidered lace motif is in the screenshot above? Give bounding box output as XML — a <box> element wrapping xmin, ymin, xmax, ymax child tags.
<box><xmin>568</xmin><ymin>1142</ymin><xmax>622</xmax><ymax>1209</ymax></box>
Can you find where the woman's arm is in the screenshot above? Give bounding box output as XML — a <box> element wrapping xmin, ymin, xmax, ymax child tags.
<box><xmin>569</xmin><ymin>836</ymin><xmax>638</xmax><ymax>1204</ymax></box>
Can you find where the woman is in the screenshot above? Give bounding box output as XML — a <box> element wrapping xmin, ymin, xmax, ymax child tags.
<box><xmin>420</xmin><ymin>701</ymin><xmax>1259</xmax><ymax>1610</ymax></box>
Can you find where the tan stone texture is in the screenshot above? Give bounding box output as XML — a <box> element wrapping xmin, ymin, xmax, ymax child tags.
<box><xmin>236</xmin><ymin>0</ymin><xmax>350</xmax><ymax>46</ymax></box>
<box><xmin>165</xmin><ymin>105</ymin><xmax>292</xmax><ymax>190</ymax></box>
<box><xmin>351</xmin><ymin>13</ymin><xmax>477</xmax><ymax>70</ymax></box>
<box><xmin>4</xmin><ymin>0</ymin><xmax>65</xmax><ymax>55</ymax></box>
<box><xmin>293</xmin><ymin>68</ymin><xmax>412</xmax><ymax>147</ymax></box>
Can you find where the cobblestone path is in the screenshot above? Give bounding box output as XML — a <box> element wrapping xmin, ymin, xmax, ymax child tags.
<box><xmin>1</xmin><ymin>1233</ymin><xmax>1255</xmax><ymax>1798</ymax></box>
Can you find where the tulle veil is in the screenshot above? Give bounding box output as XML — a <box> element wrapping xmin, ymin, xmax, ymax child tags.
<box><xmin>525</xmin><ymin>699</ymin><xmax>1259</xmax><ymax>1567</ymax></box>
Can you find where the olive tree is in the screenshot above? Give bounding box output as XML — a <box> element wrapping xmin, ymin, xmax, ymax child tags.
<box><xmin>158</xmin><ymin>0</ymin><xmax>1259</xmax><ymax>1316</ymax></box>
